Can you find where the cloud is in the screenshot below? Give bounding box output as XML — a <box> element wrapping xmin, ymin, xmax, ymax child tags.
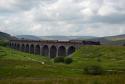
<box><xmin>0</xmin><ymin>0</ymin><xmax>125</xmax><ymax>37</ymax></box>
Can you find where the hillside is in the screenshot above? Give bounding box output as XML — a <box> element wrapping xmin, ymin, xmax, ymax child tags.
<box><xmin>89</xmin><ymin>34</ymin><xmax>125</xmax><ymax>45</ymax></box>
<box><xmin>106</xmin><ymin>34</ymin><xmax>125</xmax><ymax>41</ymax></box>
<box><xmin>0</xmin><ymin>32</ymin><xmax>12</xmax><ymax>41</ymax></box>
<box><xmin>0</xmin><ymin>46</ymin><xmax>125</xmax><ymax>83</ymax></box>
<box><xmin>0</xmin><ymin>47</ymin><xmax>50</xmax><ymax>63</ymax></box>
<box><xmin>72</xmin><ymin>46</ymin><xmax>125</xmax><ymax>70</ymax></box>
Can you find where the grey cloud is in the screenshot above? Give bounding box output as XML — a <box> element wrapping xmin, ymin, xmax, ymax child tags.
<box><xmin>92</xmin><ymin>14</ymin><xmax>125</xmax><ymax>24</ymax></box>
<box><xmin>0</xmin><ymin>0</ymin><xmax>125</xmax><ymax>36</ymax></box>
<box><xmin>33</xmin><ymin>0</ymin><xmax>125</xmax><ymax>25</ymax></box>
<box><xmin>0</xmin><ymin>0</ymin><xmax>56</xmax><ymax>14</ymax></box>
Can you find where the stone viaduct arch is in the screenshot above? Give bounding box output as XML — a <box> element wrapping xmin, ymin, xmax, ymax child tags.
<box><xmin>58</xmin><ymin>46</ymin><xmax>66</xmax><ymax>57</ymax></box>
<box><xmin>30</xmin><ymin>44</ymin><xmax>34</xmax><ymax>54</ymax></box>
<box><xmin>35</xmin><ymin>45</ymin><xmax>40</xmax><ymax>55</ymax></box>
<box><xmin>11</xmin><ymin>43</ymin><xmax>14</xmax><ymax>48</ymax></box>
<box><xmin>17</xmin><ymin>44</ymin><xmax>20</xmax><ymax>50</ymax></box>
<box><xmin>9</xmin><ymin>40</ymin><xmax>100</xmax><ymax>58</ymax></box>
<box><xmin>50</xmin><ymin>46</ymin><xmax>57</xmax><ymax>58</ymax></box>
<box><xmin>67</xmin><ymin>46</ymin><xmax>76</xmax><ymax>56</ymax></box>
<box><xmin>21</xmin><ymin>44</ymin><xmax>25</xmax><ymax>52</ymax></box>
<box><xmin>42</xmin><ymin>45</ymin><xmax>49</xmax><ymax>56</ymax></box>
<box><xmin>14</xmin><ymin>43</ymin><xmax>16</xmax><ymax>49</ymax></box>
<box><xmin>25</xmin><ymin>44</ymin><xmax>29</xmax><ymax>52</ymax></box>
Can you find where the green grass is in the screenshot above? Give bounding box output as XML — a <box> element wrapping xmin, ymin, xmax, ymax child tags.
<box><xmin>72</xmin><ymin>45</ymin><xmax>125</xmax><ymax>71</ymax></box>
<box><xmin>0</xmin><ymin>46</ymin><xmax>125</xmax><ymax>84</ymax></box>
<box><xmin>0</xmin><ymin>47</ymin><xmax>50</xmax><ymax>63</ymax></box>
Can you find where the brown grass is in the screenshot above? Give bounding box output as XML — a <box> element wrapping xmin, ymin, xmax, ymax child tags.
<box><xmin>0</xmin><ymin>74</ymin><xmax>125</xmax><ymax>84</ymax></box>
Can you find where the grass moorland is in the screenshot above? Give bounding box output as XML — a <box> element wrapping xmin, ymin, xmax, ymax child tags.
<box><xmin>0</xmin><ymin>46</ymin><xmax>125</xmax><ymax>84</ymax></box>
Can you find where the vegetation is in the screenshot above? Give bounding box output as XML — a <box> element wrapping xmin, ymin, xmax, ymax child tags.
<box><xmin>0</xmin><ymin>75</ymin><xmax>125</xmax><ymax>84</ymax></box>
<box><xmin>54</xmin><ymin>56</ymin><xmax>64</xmax><ymax>63</ymax></box>
<box><xmin>0</xmin><ymin>41</ymin><xmax>8</xmax><ymax>47</ymax></box>
<box><xmin>0</xmin><ymin>31</ymin><xmax>12</xmax><ymax>41</ymax></box>
<box><xmin>83</xmin><ymin>64</ymin><xmax>104</xmax><ymax>75</ymax></box>
<box><xmin>54</xmin><ymin>56</ymin><xmax>73</xmax><ymax>64</ymax></box>
<box><xmin>72</xmin><ymin>45</ymin><xmax>125</xmax><ymax>71</ymax></box>
<box><xmin>0</xmin><ymin>31</ymin><xmax>12</xmax><ymax>47</ymax></box>
<box><xmin>0</xmin><ymin>45</ymin><xmax>125</xmax><ymax>84</ymax></box>
<box><xmin>64</xmin><ymin>57</ymin><xmax>73</xmax><ymax>64</ymax></box>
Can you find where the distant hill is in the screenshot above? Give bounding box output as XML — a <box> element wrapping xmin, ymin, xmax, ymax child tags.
<box><xmin>14</xmin><ymin>34</ymin><xmax>125</xmax><ymax>46</ymax></box>
<box><xmin>0</xmin><ymin>31</ymin><xmax>12</xmax><ymax>41</ymax></box>
<box><xmin>16</xmin><ymin>35</ymin><xmax>41</xmax><ymax>40</ymax></box>
<box><xmin>88</xmin><ymin>34</ymin><xmax>125</xmax><ymax>45</ymax></box>
<box><xmin>39</xmin><ymin>36</ymin><xmax>96</xmax><ymax>41</ymax></box>
<box><xmin>105</xmin><ymin>34</ymin><xmax>125</xmax><ymax>41</ymax></box>
<box><xmin>16</xmin><ymin>35</ymin><xmax>96</xmax><ymax>41</ymax></box>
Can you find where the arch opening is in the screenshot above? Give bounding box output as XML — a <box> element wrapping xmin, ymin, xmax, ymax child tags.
<box><xmin>14</xmin><ymin>44</ymin><xmax>16</xmax><ymax>49</ymax></box>
<box><xmin>35</xmin><ymin>45</ymin><xmax>40</xmax><ymax>55</ymax></box>
<box><xmin>9</xmin><ymin>43</ymin><xmax>11</xmax><ymax>47</ymax></box>
<box><xmin>42</xmin><ymin>45</ymin><xmax>49</xmax><ymax>56</ymax></box>
<box><xmin>67</xmin><ymin>46</ymin><xmax>76</xmax><ymax>55</ymax></box>
<box><xmin>21</xmin><ymin>44</ymin><xmax>25</xmax><ymax>52</ymax></box>
<box><xmin>11</xmin><ymin>43</ymin><xmax>14</xmax><ymax>48</ymax></box>
<box><xmin>25</xmin><ymin>44</ymin><xmax>29</xmax><ymax>52</ymax></box>
<box><xmin>50</xmin><ymin>46</ymin><xmax>57</xmax><ymax>58</ymax></box>
<box><xmin>30</xmin><ymin>45</ymin><xmax>34</xmax><ymax>54</ymax></box>
<box><xmin>17</xmin><ymin>44</ymin><xmax>20</xmax><ymax>50</ymax></box>
<box><xmin>58</xmin><ymin>46</ymin><xmax>66</xmax><ymax>56</ymax></box>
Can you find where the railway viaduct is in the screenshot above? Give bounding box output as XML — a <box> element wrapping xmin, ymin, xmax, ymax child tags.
<box><xmin>9</xmin><ymin>40</ymin><xmax>100</xmax><ymax>58</ymax></box>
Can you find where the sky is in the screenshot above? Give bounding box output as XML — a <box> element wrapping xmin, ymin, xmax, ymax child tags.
<box><xmin>0</xmin><ymin>0</ymin><xmax>125</xmax><ymax>37</ymax></box>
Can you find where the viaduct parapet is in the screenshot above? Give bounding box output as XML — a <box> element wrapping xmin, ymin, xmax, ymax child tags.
<box><xmin>9</xmin><ymin>40</ymin><xmax>100</xmax><ymax>58</ymax></box>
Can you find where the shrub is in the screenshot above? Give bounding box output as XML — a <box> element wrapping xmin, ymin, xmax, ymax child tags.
<box><xmin>83</xmin><ymin>65</ymin><xmax>104</xmax><ymax>75</ymax></box>
<box><xmin>97</xmin><ymin>58</ymin><xmax>101</xmax><ymax>62</ymax></box>
<box><xmin>54</xmin><ymin>56</ymin><xmax>64</xmax><ymax>63</ymax></box>
<box><xmin>64</xmin><ymin>57</ymin><xmax>73</xmax><ymax>64</ymax></box>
